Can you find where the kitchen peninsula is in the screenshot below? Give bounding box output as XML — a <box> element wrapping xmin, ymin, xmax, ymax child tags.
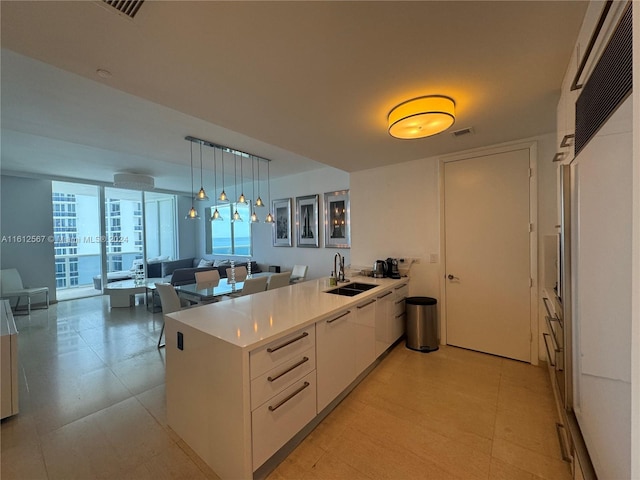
<box><xmin>165</xmin><ymin>275</ymin><xmax>409</xmax><ymax>479</ymax></box>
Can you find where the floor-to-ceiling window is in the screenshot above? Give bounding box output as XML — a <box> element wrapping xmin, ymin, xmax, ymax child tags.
<box><xmin>52</xmin><ymin>182</ymin><xmax>178</xmax><ymax>301</ymax></box>
<box><xmin>144</xmin><ymin>192</ymin><xmax>177</xmax><ymax>260</ymax></box>
<box><xmin>104</xmin><ymin>187</ymin><xmax>144</xmax><ymax>275</ymax></box>
<box><xmin>52</xmin><ymin>182</ymin><xmax>101</xmax><ymax>294</ymax></box>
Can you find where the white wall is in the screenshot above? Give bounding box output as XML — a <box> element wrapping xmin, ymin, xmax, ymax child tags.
<box><xmin>351</xmin><ymin>156</ymin><xmax>440</xmax><ymax>297</ymax></box>
<box><xmin>0</xmin><ymin>175</ymin><xmax>57</xmax><ymax>302</ymax></box>
<box><xmin>195</xmin><ymin>166</ymin><xmax>350</xmax><ymax>279</ymax></box>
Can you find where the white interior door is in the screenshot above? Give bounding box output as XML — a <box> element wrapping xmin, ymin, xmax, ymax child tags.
<box><xmin>444</xmin><ymin>148</ymin><xmax>531</xmax><ymax>362</ymax></box>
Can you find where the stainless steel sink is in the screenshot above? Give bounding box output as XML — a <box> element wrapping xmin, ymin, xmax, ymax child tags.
<box><xmin>325</xmin><ymin>282</ymin><xmax>377</xmax><ymax>297</ymax></box>
<box><xmin>346</xmin><ymin>282</ymin><xmax>376</xmax><ymax>292</ymax></box>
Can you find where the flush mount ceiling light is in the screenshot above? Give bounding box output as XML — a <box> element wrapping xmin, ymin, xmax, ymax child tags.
<box><xmin>387</xmin><ymin>95</ymin><xmax>455</xmax><ymax>139</ymax></box>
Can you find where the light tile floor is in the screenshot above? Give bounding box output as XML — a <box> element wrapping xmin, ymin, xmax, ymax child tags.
<box><xmin>1</xmin><ymin>296</ymin><xmax>571</xmax><ymax>480</ymax></box>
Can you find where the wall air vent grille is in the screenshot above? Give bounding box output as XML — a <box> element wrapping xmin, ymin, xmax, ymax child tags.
<box><xmin>101</xmin><ymin>0</ymin><xmax>144</xmax><ymax>18</ymax></box>
<box><xmin>451</xmin><ymin>127</ymin><xmax>474</xmax><ymax>137</ymax></box>
<box><xmin>575</xmin><ymin>2</ymin><xmax>632</xmax><ymax>156</ymax></box>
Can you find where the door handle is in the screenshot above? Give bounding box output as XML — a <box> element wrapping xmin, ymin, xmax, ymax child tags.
<box><xmin>447</xmin><ymin>274</ymin><xmax>457</xmax><ymax>280</ymax></box>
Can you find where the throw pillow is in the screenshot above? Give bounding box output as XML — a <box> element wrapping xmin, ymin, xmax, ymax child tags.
<box><xmin>198</xmin><ymin>259</ymin><xmax>213</xmax><ymax>268</ymax></box>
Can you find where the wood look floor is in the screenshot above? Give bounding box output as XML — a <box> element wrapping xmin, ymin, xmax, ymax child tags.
<box><xmin>1</xmin><ymin>295</ymin><xmax>571</xmax><ymax>480</ymax></box>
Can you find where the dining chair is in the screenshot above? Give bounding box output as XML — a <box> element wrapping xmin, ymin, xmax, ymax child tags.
<box><xmin>290</xmin><ymin>265</ymin><xmax>308</xmax><ymax>283</ymax></box>
<box><xmin>0</xmin><ymin>268</ymin><xmax>49</xmax><ymax>314</ymax></box>
<box><xmin>155</xmin><ymin>283</ymin><xmax>192</xmax><ymax>348</ymax></box>
<box><xmin>240</xmin><ymin>276</ymin><xmax>269</xmax><ymax>296</ymax></box>
<box><xmin>267</xmin><ymin>271</ymin><xmax>292</xmax><ymax>290</ymax></box>
<box><xmin>226</xmin><ymin>266</ymin><xmax>248</xmax><ymax>282</ymax></box>
<box><xmin>195</xmin><ymin>269</ymin><xmax>220</xmax><ymax>289</ymax></box>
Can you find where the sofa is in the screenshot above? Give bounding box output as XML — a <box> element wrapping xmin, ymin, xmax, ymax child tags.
<box><xmin>93</xmin><ymin>257</ymin><xmax>262</xmax><ymax>289</ymax></box>
<box><xmin>168</xmin><ymin>259</ymin><xmax>262</xmax><ymax>286</ymax></box>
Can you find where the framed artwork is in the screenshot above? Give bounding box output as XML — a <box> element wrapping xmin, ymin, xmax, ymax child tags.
<box><xmin>272</xmin><ymin>198</ymin><xmax>292</xmax><ymax>247</ymax></box>
<box><xmin>324</xmin><ymin>189</ymin><xmax>350</xmax><ymax>248</ymax></box>
<box><xmin>296</xmin><ymin>194</ymin><xmax>319</xmax><ymax>248</ymax></box>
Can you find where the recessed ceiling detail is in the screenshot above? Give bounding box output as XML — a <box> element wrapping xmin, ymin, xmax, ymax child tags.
<box><xmin>101</xmin><ymin>0</ymin><xmax>144</xmax><ymax>19</ymax></box>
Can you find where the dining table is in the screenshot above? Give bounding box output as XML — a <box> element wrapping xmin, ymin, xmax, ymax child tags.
<box><xmin>175</xmin><ymin>272</ymin><xmax>272</xmax><ymax>304</ymax></box>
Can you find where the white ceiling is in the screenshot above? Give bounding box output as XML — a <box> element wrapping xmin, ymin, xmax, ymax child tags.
<box><xmin>0</xmin><ymin>1</ymin><xmax>589</xmax><ymax>194</ymax></box>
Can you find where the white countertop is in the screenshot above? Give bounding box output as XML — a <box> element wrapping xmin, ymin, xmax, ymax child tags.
<box><xmin>166</xmin><ymin>275</ymin><xmax>408</xmax><ymax>351</ymax></box>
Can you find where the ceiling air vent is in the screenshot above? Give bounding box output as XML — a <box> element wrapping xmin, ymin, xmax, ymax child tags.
<box><xmin>101</xmin><ymin>0</ymin><xmax>144</xmax><ymax>18</ymax></box>
<box><xmin>451</xmin><ymin>127</ymin><xmax>474</xmax><ymax>137</ymax></box>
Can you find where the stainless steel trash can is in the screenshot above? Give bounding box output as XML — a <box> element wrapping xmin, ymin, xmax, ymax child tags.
<box><xmin>405</xmin><ymin>297</ymin><xmax>438</xmax><ymax>352</ymax></box>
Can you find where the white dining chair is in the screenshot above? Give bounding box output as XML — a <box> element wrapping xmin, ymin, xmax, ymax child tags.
<box><xmin>240</xmin><ymin>276</ymin><xmax>269</xmax><ymax>296</ymax></box>
<box><xmin>267</xmin><ymin>271</ymin><xmax>292</xmax><ymax>290</ymax></box>
<box><xmin>195</xmin><ymin>269</ymin><xmax>220</xmax><ymax>289</ymax></box>
<box><xmin>0</xmin><ymin>268</ymin><xmax>49</xmax><ymax>314</ymax></box>
<box><xmin>290</xmin><ymin>265</ymin><xmax>308</xmax><ymax>283</ymax></box>
<box><xmin>225</xmin><ymin>266</ymin><xmax>248</xmax><ymax>282</ymax></box>
<box><xmin>155</xmin><ymin>283</ymin><xmax>193</xmax><ymax>348</ymax></box>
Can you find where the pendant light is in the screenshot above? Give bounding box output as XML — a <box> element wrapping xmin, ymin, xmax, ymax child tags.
<box><xmin>250</xmin><ymin>155</ymin><xmax>259</xmax><ymax>223</ymax></box>
<box><xmin>185</xmin><ymin>142</ymin><xmax>199</xmax><ymax>220</ymax></box>
<box><xmin>218</xmin><ymin>149</ymin><xmax>228</xmax><ymax>202</ymax></box>
<box><xmin>211</xmin><ymin>147</ymin><xmax>223</xmax><ymax>221</ymax></box>
<box><xmin>254</xmin><ymin>157</ymin><xmax>264</xmax><ymax>207</ymax></box>
<box><xmin>232</xmin><ymin>153</ymin><xmax>243</xmax><ymax>222</ymax></box>
<box><xmin>195</xmin><ymin>142</ymin><xmax>209</xmax><ymax>201</ymax></box>
<box><xmin>237</xmin><ymin>153</ymin><xmax>247</xmax><ymax>205</ymax></box>
<box><xmin>264</xmin><ymin>159</ymin><xmax>274</xmax><ymax>223</ymax></box>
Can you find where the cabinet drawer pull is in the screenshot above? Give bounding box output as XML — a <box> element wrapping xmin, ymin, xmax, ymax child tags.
<box><xmin>267</xmin><ymin>332</ymin><xmax>309</xmax><ymax>353</ymax></box>
<box><xmin>395</xmin><ymin>312</ymin><xmax>406</xmax><ymax>319</ymax></box>
<box><xmin>268</xmin><ymin>381</ymin><xmax>310</xmax><ymax>412</ymax></box>
<box><xmin>560</xmin><ymin>134</ymin><xmax>575</xmax><ymax>147</ymax></box>
<box><xmin>542</xmin><ymin>297</ymin><xmax>553</xmax><ymax>318</ymax></box>
<box><xmin>545</xmin><ymin>317</ymin><xmax>561</xmax><ymax>351</ymax></box>
<box><xmin>552</xmin><ymin>152</ymin><xmax>565</xmax><ymax>163</ymax></box>
<box><xmin>356</xmin><ymin>300</ymin><xmax>376</xmax><ymax>309</ymax></box>
<box><xmin>267</xmin><ymin>357</ymin><xmax>309</xmax><ymax>382</ymax></box>
<box><xmin>555</xmin><ymin>423</ymin><xmax>573</xmax><ymax>463</ymax></box>
<box><xmin>377</xmin><ymin>291</ymin><xmax>392</xmax><ymax>299</ymax></box>
<box><xmin>394</xmin><ymin>298</ymin><xmax>405</xmax><ymax>305</ymax></box>
<box><xmin>394</xmin><ymin>284</ymin><xmax>407</xmax><ymax>290</ymax></box>
<box><xmin>542</xmin><ymin>333</ymin><xmax>556</xmax><ymax>367</ymax></box>
<box><xmin>327</xmin><ymin>311</ymin><xmax>351</xmax><ymax>323</ymax></box>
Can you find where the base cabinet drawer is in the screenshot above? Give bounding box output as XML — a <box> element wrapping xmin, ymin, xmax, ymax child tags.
<box><xmin>251</xmin><ymin>347</ymin><xmax>316</xmax><ymax>410</ymax></box>
<box><xmin>252</xmin><ymin>372</ymin><xmax>317</xmax><ymax>470</ymax></box>
<box><xmin>250</xmin><ymin>325</ymin><xmax>316</xmax><ymax>379</ymax></box>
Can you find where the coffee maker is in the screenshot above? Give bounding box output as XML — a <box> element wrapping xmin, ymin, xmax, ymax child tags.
<box><xmin>386</xmin><ymin>258</ymin><xmax>400</xmax><ymax>279</ymax></box>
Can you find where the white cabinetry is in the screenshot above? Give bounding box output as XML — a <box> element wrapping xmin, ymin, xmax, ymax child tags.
<box><xmin>166</xmin><ymin>277</ymin><xmax>409</xmax><ymax>479</ymax></box>
<box><xmin>375</xmin><ymin>283</ymin><xmax>408</xmax><ymax>356</ymax></box>
<box><xmin>250</xmin><ymin>325</ymin><xmax>317</xmax><ymax>468</ymax></box>
<box><xmin>374</xmin><ymin>289</ymin><xmax>394</xmax><ymax>356</ymax></box>
<box><xmin>1</xmin><ymin>300</ymin><xmax>18</xmax><ymax>419</ymax></box>
<box><xmin>316</xmin><ymin>309</ymin><xmax>355</xmax><ymax>412</ymax></box>
<box><xmin>353</xmin><ymin>298</ymin><xmax>376</xmax><ymax>376</ymax></box>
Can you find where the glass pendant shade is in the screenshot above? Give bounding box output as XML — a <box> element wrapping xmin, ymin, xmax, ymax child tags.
<box><xmin>219</xmin><ymin>190</ymin><xmax>228</xmax><ymax>202</ymax></box>
<box><xmin>265</xmin><ymin>212</ymin><xmax>274</xmax><ymax>223</ymax></box>
<box><xmin>196</xmin><ymin>187</ymin><xmax>209</xmax><ymax>201</ymax></box>
<box><xmin>238</xmin><ymin>192</ymin><xmax>247</xmax><ymax>204</ymax></box>
<box><xmin>186</xmin><ymin>206</ymin><xmax>199</xmax><ymax>220</ymax></box>
<box><xmin>255</xmin><ymin>196</ymin><xmax>264</xmax><ymax>207</ymax></box>
<box><xmin>211</xmin><ymin>207</ymin><xmax>223</xmax><ymax>221</ymax></box>
<box><xmin>233</xmin><ymin>209</ymin><xmax>243</xmax><ymax>222</ymax></box>
<box><xmin>250</xmin><ymin>210</ymin><xmax>259</xmax><ymax>223</ymax></box>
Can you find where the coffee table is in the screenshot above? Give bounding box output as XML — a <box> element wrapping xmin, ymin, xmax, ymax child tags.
<box><xmin>104</xmin><ymin>278</ymin><xmax>164</xmax><ymax>308</ymax></box>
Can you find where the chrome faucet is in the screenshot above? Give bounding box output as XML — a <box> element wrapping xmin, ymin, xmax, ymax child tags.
<box><xmin>334</xmin><ymin>253</ymin><xmax>346</xmax><ymax>283</ymax></box>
